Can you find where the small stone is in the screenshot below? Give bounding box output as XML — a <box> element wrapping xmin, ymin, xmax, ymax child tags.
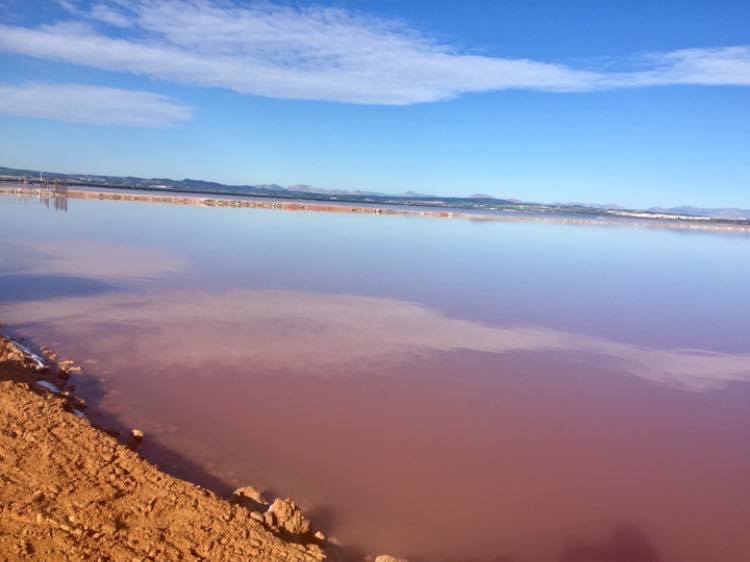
<box><xmin>268</xmin><ymin>498</ymin><xmax>310</xmax><ymax>535</ymax></box>
<box><xmin>375</xmin><ymin>556</ymin><xmax>408</xmax><ymax>562</ymax></box>
<box><xmin>314</xmin><ymin>531</ymin><xmax>326</xmax><ymax>541</ymax></box>
<box><xmin>131</xmin><ymin>429</ymin><xmax>144</xmax><ymax>440</ymax></box>
<box><xmin>232</xmin><ymin>485</ymin><xmax>267</xmax><ymax>505</ymax></box>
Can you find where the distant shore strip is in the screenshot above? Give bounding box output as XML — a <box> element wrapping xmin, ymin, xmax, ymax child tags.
<box><xmin>2</xmin><ymin>184</ymin><xmax>749</xmax><ymax>234</ymax></box>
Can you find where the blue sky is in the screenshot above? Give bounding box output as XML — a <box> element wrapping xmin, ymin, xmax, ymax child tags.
<box><xmin>0</xmin><ymin>0</ymin><xmax>748</xmax><ymax>208</ymax></box>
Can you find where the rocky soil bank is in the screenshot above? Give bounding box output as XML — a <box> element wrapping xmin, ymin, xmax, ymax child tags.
<box><xmin>0</xmin><ymin>333</ymin><xmax>351</xmax><ymax>562</ymax></box>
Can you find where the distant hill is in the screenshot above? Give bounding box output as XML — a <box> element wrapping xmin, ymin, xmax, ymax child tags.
<box><xmin>0</xmin><ymin>165</ymin><xmax>517</xmax><ymax>206</ymax></box>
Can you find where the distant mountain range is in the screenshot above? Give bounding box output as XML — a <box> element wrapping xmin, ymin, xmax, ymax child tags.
<box><xmin>645</xmin><ymin>206</ymin><xmax>750</xmax><ymax>220</ymax></box>
<box><xmin>1</xmin><ymin>165</ymin><xmax>748</xmax><ymax>223</ymax></box>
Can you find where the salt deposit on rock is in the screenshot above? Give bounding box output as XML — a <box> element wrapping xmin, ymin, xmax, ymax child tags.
<box><xmin>12</xmin><ymin>339</ymin><xmax>46</xmax><ymax>369</ymax></box>
<box><xmin>35</xmin><ymin>380</ymin><xmax>61</xmax><ymax>394</ymax></box>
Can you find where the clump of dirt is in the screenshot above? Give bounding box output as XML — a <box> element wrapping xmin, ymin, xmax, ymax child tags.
<box><xmin>0</xmin><ymin>335</ymin><xmax>329</xmax><ymax>561</ymax></box>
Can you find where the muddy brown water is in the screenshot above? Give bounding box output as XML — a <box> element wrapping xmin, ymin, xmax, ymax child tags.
<box><xmin>1</xmin><ymin>192</ymin><xmax>749</xmax><ymax>561</ymax></box>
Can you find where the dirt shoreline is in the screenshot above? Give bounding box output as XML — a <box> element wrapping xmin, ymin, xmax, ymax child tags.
<box><xmin>0</xmin><ymin>332</ymin><xmax>398</xmax><ymax>562</ymax></box>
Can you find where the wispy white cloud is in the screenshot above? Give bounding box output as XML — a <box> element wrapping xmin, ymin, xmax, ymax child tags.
<box><xmin>89</xmin><ymin>3</ymin><xmax>132</xmax><ymax>27</ymax></box>
<box><xmin>1</xmin><ymin>1</ymin><xmax>749</xmax><ymax>105</ymax></box>
<box><xmin>53</xmin><ymin>0</ymin><xmax>79</xmax><ymax>14</ymax></box>
<box><xmin>0</xmin><ymin>82</ymin><xmax>192</xmax><ymax>126</ymax></box>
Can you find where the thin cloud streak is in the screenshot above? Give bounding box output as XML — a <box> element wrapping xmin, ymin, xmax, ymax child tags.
<box><xmin>2</xmin><ymin>1</ymin><xmax>750</xmax><ymax>105</ymax></box>
<box><xmin>0</xmin><ymin>82</ymin><xmax>192</xmax><ymax>127</ymax></box>
<box><xmin>89</xmin><ymin>3</ymin><xmax>132</xmax><ymax>27</ymax></box>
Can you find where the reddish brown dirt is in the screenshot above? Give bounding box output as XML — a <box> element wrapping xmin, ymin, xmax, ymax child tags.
<box><xmin>0</xmin><ymin>335</ymin><xmax>328</xmax><ymax>562</ymax></box>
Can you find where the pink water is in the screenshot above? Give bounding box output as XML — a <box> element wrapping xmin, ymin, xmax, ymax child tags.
<box><xmin>1</xmin><ymin>194</ymin><xmax>749</xmax><ymax>561</ymax></box>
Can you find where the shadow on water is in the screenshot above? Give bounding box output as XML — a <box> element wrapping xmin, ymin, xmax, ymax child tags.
<box><xmin>370</xmin><ymin>523</ymin><xmax>663</xmax><ymax>562</ymax></box>
<box><xmin>559</xmin><ymin>523</ymin><xmax>662</xmax><ymax>562</ymax></box>
<box><xmin>0</xmin><ymin>274</ymin><xmax>117</xmax><ymax>303</ymax></box>
<box><xmin>399</xmin><ymin>523</ymin><xmax>662</xmax><ymax>562</ymax></box>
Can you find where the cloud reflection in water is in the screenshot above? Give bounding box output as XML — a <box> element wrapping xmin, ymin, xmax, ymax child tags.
<box><xmin>3</xmin><ymin>288</ymin><xmax>749</xmax><ymax>391</ymax></box>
